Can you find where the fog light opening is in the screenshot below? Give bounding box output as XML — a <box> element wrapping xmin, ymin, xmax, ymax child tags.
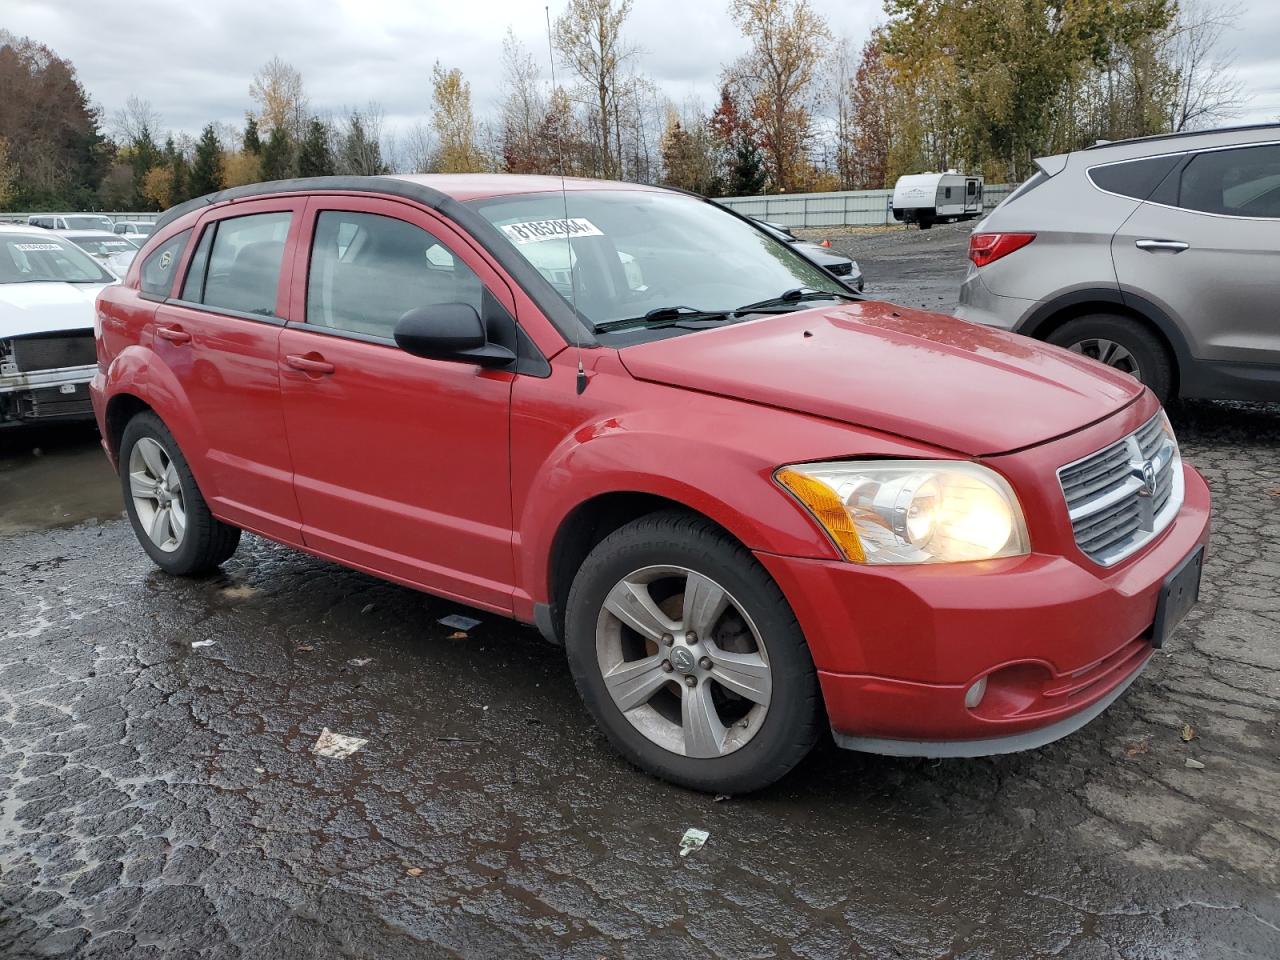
<box><xmin>964</xmin><ymin>676</ymin><xmax>988</xmax><ymax>710</ymax></box>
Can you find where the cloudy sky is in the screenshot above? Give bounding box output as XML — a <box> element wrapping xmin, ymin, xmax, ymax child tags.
<box><xmin>7</xmin><ymin>0</ymin><xmax>1279</xmax><ymax>146</ymax></box>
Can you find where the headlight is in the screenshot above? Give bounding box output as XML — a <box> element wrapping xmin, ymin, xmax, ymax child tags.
<box><xmin>775</xmin><ymin>460</ymin><xmax>1030</xmax><ymax>564</ymax></box>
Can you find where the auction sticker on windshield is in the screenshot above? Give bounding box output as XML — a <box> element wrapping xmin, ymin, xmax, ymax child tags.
<box><xmin>15</xmin><ymin>243</ymin><xmax>64</xmax><ymax>251</ymax></box>
<box><xmin>500</xmin><ymin>218</ymin><xmax>603</xmax><ymax>245</ymax></box>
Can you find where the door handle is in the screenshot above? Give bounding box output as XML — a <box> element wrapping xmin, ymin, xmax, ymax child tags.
<box><xmin>155</xmin><ymin>325</ymin><xmax>192</xmax><ymax>344</ymax></box>
<box><xmin>1135</xmin><ymin>239</ymin><xmax>1189</xmax><ymax>253</ymax></box>
<box><xmin>284</xmin><ymin>353</ymin><xmax>335</xmax><ymax>375</ymax></box>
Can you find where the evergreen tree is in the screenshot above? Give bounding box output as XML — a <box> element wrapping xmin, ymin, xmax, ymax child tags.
<box><xmin>259</xmin><ymin>125</ymin><xmax>292</xmax><ymax>180</ymax></box>
<box><xmin>129</xmin><ymin>123</ymin><xmax>161</xmax><ymax>207</ymax></box>
<box><xmin>242</xmin><ymin>115</ymin><xmax>262</xmax><ymax>155</ymax></box>
<box><xmin>296</xmin><ymin>118</ymin><xmax>335</xmax><ymax>177</ymax></box>
<box><xmin>162</xmin><ymin>136</ymin><xmax>188</xmax><ymax>206</ymax></box>
<box><xmin>730</xmin><ymin>137</ymin><xmax>767</xmax><ymax>196</ymax></box>
<box><xmin>336</xmin><ymin>114</ymin><xmax>387</xmax><ymax>175</ymax></box>
<box><xmin>187</xmin><ymin>124</ymin><xmax>224</xmax><ymax>197</ymax></box>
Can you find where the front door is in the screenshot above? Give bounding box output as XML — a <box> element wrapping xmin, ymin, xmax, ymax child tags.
<box><xmin>1112</xmin><ymin>142</ymin><xmax>1280</xmax><ymax>367</ymax></box>
<box><xmin>277</xmin><ymin>196</ymin><xmax>517</xmax><ymax>612</ymax></box>
<box><xmin>152</xmin><ymin>199</ymin><xmax>305</xmax><ymax>543</ymax></box>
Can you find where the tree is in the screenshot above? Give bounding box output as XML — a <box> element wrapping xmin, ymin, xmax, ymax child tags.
<box><xmin>335</xmin><ymin>108</ymin><xmax>387</xmax><ymax>176</ymax></box>
<box><xmin>242</xmin><ymin>115</ymin><xmax>263</xmax><ymax>155</ymax></box>
<box><xmin>128</xmin><ymin>121</ymin><xmax>161</xmax><ymax>207</ymax></box>
<box><xmin>660</xmin><ymin>104</ymin><xmax>722</xmax><ymax>196</ymax></box>
<box><xmin>728</xmin><ymin>0</ymin><xmax>831</xmax><ymax>192</ymax></box>
<box><xmin>709</xmin><ymin>85</ymin><xmax>766</xmax><ymax>195</ymax></box>
<box><xmin>430</xmin><ymin>62</ymin><xmax>487</xmax><ymax>173</ymax></box>
<box><xmin>499</xmin><ymin>30</ymin><xmax>548</xmax><ymax>174</ymax></box>
<box><xmin>259</xmin><ymin>124</ymin><xmax>292</xmax><ymax>180</ymax></box>
<box><xmin>164</xmin><ymin>135</ymin><xmax>190</xmax><ymax>203</ymax></box>
<box><xmin>296</xmin><ymin>118</ymin><xmax>335</xmax><ymax>177</ymax></box>
<box><xmin>141</xmin><ymin>165</ymin><xmax>175</xmax><ymax>209</ymax></box>
<box><xmin>555</xmin><ymin>0</ymin><xmax>636</xmax><ymax>179</ymax></box>
<box><xmin>249</xmin><ymin>56</ymin><xmax>307</xmax><ymax>141</ymax></box>
<box><xmin>0</xmin><ymin>137</ymin><xmax>16</xmax><ymax>208</ymax></box>
<box><xmin>188</xmin><ymin>124</ymin><xmax>225</xmax><ymax>197</ymax></box>
<box><xmin>1165</xmin><ymin>0</ymin><xmax>1245</xmax><ymax>131</ymax></box>
<box><xmin>845</xmin><ymin>34</ymin><xmax>894</xmax><ymax>189</ymax></box>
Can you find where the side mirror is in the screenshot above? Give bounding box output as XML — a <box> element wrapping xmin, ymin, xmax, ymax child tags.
<box><xmin>393</xmin><ymin>303</ymin><xmax>516</xmax><ymax>367</ymax></box>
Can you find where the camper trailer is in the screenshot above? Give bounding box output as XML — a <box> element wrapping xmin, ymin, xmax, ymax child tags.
<box><xmin>892</xmin><ymin>172</ymin><xmax>984</xmax><ymax>228</ymax></box>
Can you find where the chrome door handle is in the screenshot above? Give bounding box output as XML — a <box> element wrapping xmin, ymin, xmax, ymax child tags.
<box><xmin>1135</xmin><ymin>239</ymin><xmax>1189</xmax><ymax>253</ymax></box>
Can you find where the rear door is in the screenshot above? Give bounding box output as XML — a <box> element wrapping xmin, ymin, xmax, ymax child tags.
<box><xmin>1112</xmin><ymin>142</ymin><xmax>1280</xmax><ymax>366</ymax></box>
<box><xmin>155</xmin><ymin>197</ymin><xmax>306</xmax><ymax>542</ymax></box>
<box><xmin>277</xmin><ymin>195</ymin><xmax>517</xmax><ymax>611</ymax></box>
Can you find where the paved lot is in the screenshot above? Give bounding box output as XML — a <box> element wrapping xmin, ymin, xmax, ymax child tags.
<box><xmin>1</xmin><ymin>234</ymin><xmax>1278</xmax><ymax>958</ymax></box>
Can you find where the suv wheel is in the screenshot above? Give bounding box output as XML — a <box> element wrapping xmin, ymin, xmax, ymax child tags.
<box><xmin>565</xmin><ymin>511</ymin><xmax>821</xmax><ymax>794</ymax></box>
<box><xmin>1047</xmin><ymin>314</ymin><xmax>1173</xmax><ymax>405</ymax></box>
<box><xmin>120</xmin><ymin>412</ymin><xmax>241</xmax><ymax>575</ymax></box>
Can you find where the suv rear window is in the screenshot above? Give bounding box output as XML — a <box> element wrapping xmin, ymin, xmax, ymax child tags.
<box><xmin>1087</xmin><ymin>154</ymin><xmax>1182</xmax><ymax>200</ymax></box>
<box><xmin>1178</xmin><ymin>144</ymin><xmax>1280</xmax><ymax>217</ymax></box>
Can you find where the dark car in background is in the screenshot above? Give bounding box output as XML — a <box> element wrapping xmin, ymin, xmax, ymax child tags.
<box><xmin>753</xmin><ymin>218</ymin><xmax>863</xmax><ymax>292</ymax></box>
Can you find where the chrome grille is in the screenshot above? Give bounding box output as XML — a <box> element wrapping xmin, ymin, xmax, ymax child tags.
<box><xmin>1058</xmin><ymin>414</ymin><xmax>1183</xmax><ymax>566</ymax></box>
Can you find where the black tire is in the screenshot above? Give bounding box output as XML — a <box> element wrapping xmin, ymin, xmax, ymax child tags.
<box><xmin>119</xmin><ymin>411</ymin><xmax>240</xmax><ymax>575</ymax></box>
<box><xmin>918</xmin><ymin>215</ymin><xmax>933</xmax><ymax>230</ymax></box>
<box><xmin>565</xmin><ymin>510</ymin><xmax>822</xmax><ymax>794</ymax></box>
<box><xmin>1046</xmin><ymin>313</ymin><xmax>1174</xmax><ymax>405</ymax></box>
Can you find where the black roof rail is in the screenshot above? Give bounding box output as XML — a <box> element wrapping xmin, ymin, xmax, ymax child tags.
<box><xmin>1083</xmin><ymin>122</ymin><xmax>1280</xmax><ymax>151</ymax></box>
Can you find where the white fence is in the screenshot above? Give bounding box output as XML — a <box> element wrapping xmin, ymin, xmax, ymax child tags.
<box><xmin>717</xmin><ymin>184</ymin><xmax>1016</xmax><ymax>228</ymax></box>
<box><xmin>0</xmin><ymin>211</ymin><xmax>159</xmax><ymax>225</ymax></box>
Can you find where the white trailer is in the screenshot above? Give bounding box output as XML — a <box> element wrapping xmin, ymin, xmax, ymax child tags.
<box><xmin>891</xmin><ymin>172</ymin><xmax>985</xmax><ymax>229</ymax></box>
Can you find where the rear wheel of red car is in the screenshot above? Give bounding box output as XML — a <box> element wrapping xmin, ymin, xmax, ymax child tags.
<box><xmin>1047</xmin><ymin>313</ymin><xmax>1173</xmax><ymax>405</ymax></box>
<box><xmin>565</xmin><ymin>511</ymin><xmax>821</xmax><ymax>794</ymax></box>
<box><xmin>119</xmin><ymin>412</ymin><xmax>240</xmax><ymax>576</ymax></box>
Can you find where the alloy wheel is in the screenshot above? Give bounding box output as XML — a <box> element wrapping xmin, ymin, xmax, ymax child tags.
<box><xmin>1068</xmin><ymin>338</ymin><xmax>1142</xmax><ymax>379</ymax></box>
<box><xmin>128</xmin><ymin>437</ymin><xmax>187</xmax><ymax>553</ymax></box>
<box><xmin>595</xmin><ymin>565</ymin><xmax>772</xmax><ymax>758</ymax></box>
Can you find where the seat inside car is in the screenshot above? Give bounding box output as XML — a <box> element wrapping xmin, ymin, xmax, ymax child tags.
<box><xmin>206</xmin><ymin>240</ymin><xmax>285</xmax><ymax>316</ymax></box>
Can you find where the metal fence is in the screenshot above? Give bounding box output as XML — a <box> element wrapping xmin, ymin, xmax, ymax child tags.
<box><xmin>716</xmin><ymin>184</ymin><xmax>1016</xmax><ymax>229</ymax></box>
<box><xmin>0</xmin><ymin>212</ymin><xmax>159</xmax><ymax>225</ymax></box>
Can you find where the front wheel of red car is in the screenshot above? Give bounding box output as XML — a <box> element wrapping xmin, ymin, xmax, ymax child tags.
<box><xmin>565</xmin><ymin>511</ymin><xmax>822</xmax><ymax>794</ymax></box>
<box><xmin>119</xmin><ymin>411</ymin><xmax>241</xmax><ymax>576</ymax></box>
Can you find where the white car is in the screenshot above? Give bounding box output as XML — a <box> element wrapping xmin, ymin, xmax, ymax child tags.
<box><xmin>55</xmin><ymin>229</ymin><xmax>139</xmax><ymax>279</ymax></box>
<box><xmin>0</xmin><ymin>226</ymin><xmax>115</xmax><ymax>426</ymax></box>
<box><xmin>27</xmin><ymin>213</ymin><xmax>117</xmax><ymax>233</ymax></box>
<box><xmin>113</xmin><ymin>221</ymin><xmax>156</xmax><ymax>240</ymax></box>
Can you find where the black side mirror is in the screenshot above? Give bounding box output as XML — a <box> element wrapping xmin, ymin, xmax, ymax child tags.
<box><xmin>393</xmin><ymin>303</ymin><xmax>515</xmax><ymax>367</ymax></box>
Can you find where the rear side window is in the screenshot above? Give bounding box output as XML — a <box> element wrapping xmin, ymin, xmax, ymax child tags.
<box><xmin>139</xmin><ymin>230</ymin><xmax>192</xmax><ymax>298</ymax></box>
<box><xmin>1087</xmin><ymin>154</ymin><xmax>1182</xmax><ymax>201</ymax></box>
<box><xmin>1178</xmin><ymin>144</ymin><xmax>1280</xmax><ymax>217</ymax></box>
<box><xmin>306</xmin><ymin>210</ymin><xmax>484</xmax><ymax>339</ymax></box>
<box><xmin>184</xmin><ymin>212</ymin><xmax>291</xmax><ymax>317</ymax></box>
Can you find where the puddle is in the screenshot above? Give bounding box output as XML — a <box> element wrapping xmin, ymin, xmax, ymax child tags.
<box><xmin>0</xmin><ymin>424</ymin><xmax>122</xmax><ymax>535</ymax></box>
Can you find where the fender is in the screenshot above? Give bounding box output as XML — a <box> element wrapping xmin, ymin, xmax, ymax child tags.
<box><xmin>103</xmin><ymin>344</ymin><xmax>218</xmax><ymax>499</ymax></box>
<box><xmin>1019</xmin><ymin>286</ymin><xmax>1196</xmax><ymax>372</ymax></box>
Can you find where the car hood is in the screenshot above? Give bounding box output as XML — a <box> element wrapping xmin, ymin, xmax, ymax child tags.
<box><xmin>618</xmin><ymin>300</ymin><xmax>1143</xmax><ymax>456</ymax></box>
<box><xmin>0</xmin><ymin>282</ymin><xmax>111</xmax><ymax>339</ymax></box>
<box><xmin>794</xmin><ymin>241</ymin><xmax>855</xmax><ymax>269</ymax></box>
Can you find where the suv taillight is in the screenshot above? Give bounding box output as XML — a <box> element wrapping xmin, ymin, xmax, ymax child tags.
<box><xmin>969</xmin><ymin>233</ymin><xmax>1035</xmax><ymax>267</ymax></box>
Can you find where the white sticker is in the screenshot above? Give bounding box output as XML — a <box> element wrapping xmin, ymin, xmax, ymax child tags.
<box><xmin>500</xmin><ymin>218</ymin><xmax>603</xmax><ymax>245</ymax></box>
<box><xmin>14</xmin><ymin>243</ymin><xmax>63</xmax><ymax>251</ymax></box>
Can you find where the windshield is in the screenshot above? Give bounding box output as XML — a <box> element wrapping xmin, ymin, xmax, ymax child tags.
<box><xmin>469</xmin><ymin>190</ymin><xmax>849</xmax><ymax>337</ymax></box>
<box><xmin>0</xmin><ymin>235</ymin><xmax>114</xmax><ymax>283</ymax></box>
<box><xmin>67</xmin><ymin>235</ymin><xmax>139</xmax><ymax>258</ymax></box>
<box><xmin>65</xmin><ymin>216</ymin><xmax>115</xmax><ymax>231</ymax></box>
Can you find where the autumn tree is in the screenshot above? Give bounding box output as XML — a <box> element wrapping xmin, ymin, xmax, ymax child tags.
<box><xmin>141</xmin><ymin>165</ymin><xmax>174</xmax><ymax>209</ymax></box>
<box><xmin>0</xmin><ymin>137</ymin><xmax>16</xmax><ymax>208</ymax></box>
<box><xmin>249</xmin><ymin>56</ymin><xmax>308</xmax><ymax>142</ymax></box>
<box><xmin>709</xmin><ymin>85</ymin><xmax>766</xmax><ymax>196</ymax></box>
<box><xmin>727</xmin><ymin>0</ymin><xmax>831</xmax><ymax>192</ymax></box>
<box><xmin>499</xmin><ymin>31</ymin><xmax>549</xmax><ymax>174</ymax></box>
<box><xmin>430</xmin><ymin>63</ymin><xmax>487</xmax><ymax>173</ymax></box>
<box><xmin>660</xmin><ymin>106</ymin><xmax>722</xmax><ymax>196</ymax></box>
<box><xmin>188</xmin><ymin>124</ymin><xmax>225</xmax><ymax>197</ymax></box>
<box><xmin>555</xmin><ymin>0</ymin><xmax>636</xmax><ymax>179</ymax></box>
<box><xmin>844</xmin><ymin>34</ymin><xmax>894</xmax><ymax>189</ymax></box>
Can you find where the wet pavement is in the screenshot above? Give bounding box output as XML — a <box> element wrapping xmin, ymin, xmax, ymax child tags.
<box><xmin>1</xmin><ymin>259</ymin><xmax>1278</xmax><ymax>957</ymax></box>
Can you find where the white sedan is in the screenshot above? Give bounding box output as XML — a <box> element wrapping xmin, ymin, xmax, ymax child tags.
<box><xmin>55</xmin><ymin>229</ymin><xmax>140</xmax><ymax>279</ymax></box>
<box><xmin>0</xmin><ymin>226</ymin><xmax>115</xmax><ymax>427</ymax></box>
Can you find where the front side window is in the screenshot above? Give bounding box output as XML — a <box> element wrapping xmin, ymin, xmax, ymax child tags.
<box><xmin>140</xmin><ymin>230</ymin><xmax>192</xmax><ymax>297</ymax></box>
<box><xmin>306</xmin><ymin>211</ymin><xmax>484</xmax><ymax>339</ymax></box>
<box><xmin>470</xmin><ymin>190</ymin><xmax>847</xmax><ymax>340</ymax></box>
<box><xmin>0</xmin><ymin>234</ymin><xmax>115</xmax><ymax>284</ymax></box>
<box><xmin>184</xmin><ymin>212</ymin><xmax>291</xmax><ymax>317</ymax></box>
<box><xmin>1179</xmin><ymin>144</ymin><xmax>1280</xmax><ymax>217</ymax></box>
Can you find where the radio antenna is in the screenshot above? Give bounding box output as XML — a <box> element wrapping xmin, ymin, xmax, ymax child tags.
<box><xmin>545</xmin><ymin>4</ymin><xmax>588</xmax><ymax>395</ymax></box>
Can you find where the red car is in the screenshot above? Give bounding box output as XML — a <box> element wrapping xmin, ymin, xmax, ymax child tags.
<box><xmin>91</xmin><ymin>175</ymin><xmax>1210</xmax><ymax>793</ymax></box>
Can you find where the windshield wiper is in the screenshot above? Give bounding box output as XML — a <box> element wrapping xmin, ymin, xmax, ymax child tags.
<box><xmin>594</xmin><ymin>305</ymin><xmax>731</xmax><ymax>332</ymax></box>
<box><xmin>733</xmin><ymin>287</ymin><xmax>858</xmax><ymax>315</ymax></box>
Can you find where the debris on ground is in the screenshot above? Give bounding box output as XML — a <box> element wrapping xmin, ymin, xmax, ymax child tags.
<box><xmin>714</xmin><ymin>795</ymin><xmax>731</xmax><ymax>803</ymax></box>
<box><xmin>1181</xmin><ymin>723</ymin><xmax>1197</xmax><ymax>742</ymax></box>
<box><xmin>219</xmin><ymin>584</ymin><xmax>259</xmax><ymax>600</ymax></box>
<box><xmin>447</xmin><ymin>631</ymin><xmax>468</xmax><ymax>640</ymax></box>
<box><xmin>1185</xmin><ymin>758</ymin><xmax>1206</xmax><ymax>769</ymax></box>
<box><xmin>679</xmin><ymin>828</ymin><xmax>710</xmax><ymax>858</ymax></box>
<box><xmin>405</xmin><ymin>867</ymin><xmax>424</xmax><ymax>877</ymax></box>
<box><xmin>360</xmin><ymin>603</ymin><xmax>376</xmax><ymax>614</ymax></box>
<box><xmin>312</xmin><ymin>728</ymin><xmax>368</xmax><ymax>759</ymax></box>
<box><xmin>1124</xmin><ymin>740</ymin><xmax>1149</xmax><ymax>757</ymax></box>
<box><xmin>348</xmin><ymin>657</ymin><xmax>373</xmax><ymax>667</ymax></box>
<box><xmin>295</xmin><ymin>645</ymin><xmax>315</xmax><ymax>652</ymax></box>
<box><xmin>438</xmin><ymin>614</ymin><xmax>481</xmax><ymax>631</ymax></box>
<box><xmin>190</xmin><ymin>640</ymin><xmax>216</xmax><ymax>649</ymax></box>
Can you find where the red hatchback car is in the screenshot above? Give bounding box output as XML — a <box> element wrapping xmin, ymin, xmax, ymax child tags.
<box><xmin>91</xmin><ymin>175</ymin><xmax>1211</xmax><ymax>793</ymax></box>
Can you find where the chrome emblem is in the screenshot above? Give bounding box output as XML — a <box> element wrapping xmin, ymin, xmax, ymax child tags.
<box><xmin>670</xmin><ymin>647</ymin><xmax>696</xmax><ymax>674</ymax></box>
<box><xmin>1137</xmin><ymin>459</ymin><xmax>1156</xmax><ymax>497</ymax></box>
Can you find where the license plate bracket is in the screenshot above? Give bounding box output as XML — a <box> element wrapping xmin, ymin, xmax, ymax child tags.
<box><xmin>1152</xmin><ymin>546</ymin><xmax>1203</xmax><ymax>648</ymax></box>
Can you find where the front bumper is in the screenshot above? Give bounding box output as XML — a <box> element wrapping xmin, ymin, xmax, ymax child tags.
<box><xmin>755</xmin><ymin>463</ymin><xmax>1211</xmax><ymax>756</ymax></box>
<box><xmin>0</xmin><ymin>363</ymin><xmax>97</xmax><ymax>424</ymax></box>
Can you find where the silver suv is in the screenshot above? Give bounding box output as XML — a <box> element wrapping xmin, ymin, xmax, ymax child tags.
<box><xmin>956</xmin><ymin>124</ymin><xmax>1280</xmax><ymax>405</ymax></box>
